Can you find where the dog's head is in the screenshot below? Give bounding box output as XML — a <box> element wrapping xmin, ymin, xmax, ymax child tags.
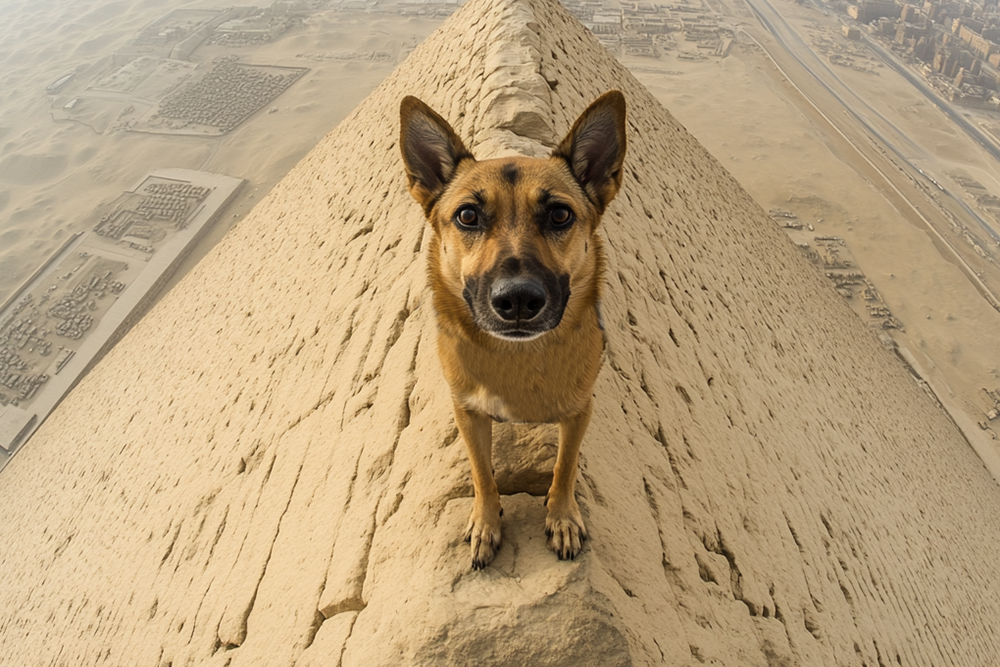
<box><xmin>400</xmin><ymin>91</ymin><xmax>626</xmax><ymax>342</ymax></box>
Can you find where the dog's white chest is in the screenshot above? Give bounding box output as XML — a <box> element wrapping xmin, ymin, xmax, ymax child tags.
<box><xmin>460</xmin><ymin>387</ymin><xmax>515</xmax><ymax>423</ymax></box>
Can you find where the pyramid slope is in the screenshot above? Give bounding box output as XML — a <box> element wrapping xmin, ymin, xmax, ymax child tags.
<box><xmin>2</xmin><ymin>0</ymin><xmax>1000</xmax><ymax>665</ymax></box>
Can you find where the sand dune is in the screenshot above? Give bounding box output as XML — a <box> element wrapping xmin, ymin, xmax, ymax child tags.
<box><xmin>0</xmin><ymin>153</ymin><xmax>70</xmax><ymax>183</ymax></box>
<box><xmin>1</xmin><ymin>0</ymin><xmax>999</xmax><ymax>664</ymax></box>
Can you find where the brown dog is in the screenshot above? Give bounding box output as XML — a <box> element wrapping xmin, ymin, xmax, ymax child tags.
<box><xmin>399</xmin><ymin>91</ymin><xmax>626</xmax><ymax>569</ymax></box>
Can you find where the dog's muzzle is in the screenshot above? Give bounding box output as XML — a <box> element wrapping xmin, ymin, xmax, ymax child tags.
<box><xmin>490</xmin><ymin>277</ymin><xmax>546</xmax><ymax>322</ymax></box>
<box><xmin>462</xmin><ymin>260</ymin><xmax>570</xmax><ymax>341</ymax></box>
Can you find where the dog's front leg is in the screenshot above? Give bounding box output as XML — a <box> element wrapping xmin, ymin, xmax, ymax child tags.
<box><xmin>546</xmin><ymin>400</ymin><xmax>592</xmax><ymax>560</ymax></box>
<box><xmin>454</xmin><ymin>402</ymin><xmax>502</xmax><ymax>570</ymax></box>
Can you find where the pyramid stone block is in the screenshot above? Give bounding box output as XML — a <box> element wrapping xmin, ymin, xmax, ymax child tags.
<box><xmin>1</xmin><ymin>0</ymin><xmax>999</xmax><ymax>665</ymax></box>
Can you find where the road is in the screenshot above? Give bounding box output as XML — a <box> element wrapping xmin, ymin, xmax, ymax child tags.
<box><xmin>862</xmin><ymin>35</ymin><xmax>1000</xmax><ymax>167</ymax></box>
<box><xmin>861</xmin><ymin>35</ymin><xmax>1000</xmax><ymax>243</ymax></box>
<box><xmin>741</xmin><ymin>0</ymin><xmax>1000</xmax><ymax>311</ymax></box>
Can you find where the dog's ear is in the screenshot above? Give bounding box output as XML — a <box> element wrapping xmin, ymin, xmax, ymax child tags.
<box><xmin>400</xmin><ymin>96</ymin><xmax>473</xmax><ymax>215</ymax></box>
<box><xmin>553</xmin><ymin>90</ymin><xmax>627</xmax><ymax>214</ymax></box>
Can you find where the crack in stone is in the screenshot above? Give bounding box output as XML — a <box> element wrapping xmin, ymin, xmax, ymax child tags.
<box><xmin>223</xmin><ymin>460</ymin><xmax>305</xmax><ymax>649</ymax></box>
<box><xmin>336</xmin><ymin>612</ymin><xmax>362</xmax><ymax>667</ymax></box>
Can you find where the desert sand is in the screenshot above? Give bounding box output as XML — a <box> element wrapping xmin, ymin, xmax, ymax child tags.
<box><xmin>0</xmin><ymin>0</ymin><xmax>443</xmax><ymax>303</ymax></box>
<box><xmin>620</xmin><ymin>0</ymin><xmax>1000</xmax><ymax>468</ymax></box>
<box><xmin>3</xmin><ymin>0</ymin><xmax>997</xmax><ymax>474</ymax></box>
<box><xmin>1</xmin><ymin>0</ymin><xmax>1000</xmax><ymax>664</ymax></box>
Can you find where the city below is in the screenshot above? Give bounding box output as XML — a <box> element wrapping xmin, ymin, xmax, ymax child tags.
<box><xmin>0</xmin><ymin>169</ymin><xmax>243</xmax><ymax>467</ymax></box>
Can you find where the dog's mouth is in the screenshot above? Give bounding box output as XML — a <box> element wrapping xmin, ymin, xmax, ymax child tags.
<box><xmin>489</xmin><ymin>329</ymin><xmax>547</xmax><ymax>342</ymax></box>
<box><xmin>462</xmin><ymin>264</ymin><xmax>570</xmax><ymax>342</ymax></box>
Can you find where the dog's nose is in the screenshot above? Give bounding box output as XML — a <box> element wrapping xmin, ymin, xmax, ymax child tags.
<box><xmin>490</xmin><ymin>277</ymin><xmax>547</xmax><ymax>321</ymax></box>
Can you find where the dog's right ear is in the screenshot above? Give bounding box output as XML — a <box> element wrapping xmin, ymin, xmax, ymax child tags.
<box><xmin>400</xmin><ymin>96</ymin><xmax>472</xmax><ymax>215</ymax></box>
<box><xmin>552</xmin><ymin>90</ymin><xmax>627</xmax><ymax>214</ymax></box>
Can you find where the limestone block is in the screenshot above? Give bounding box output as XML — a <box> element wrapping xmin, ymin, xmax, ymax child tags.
<box><xmin>0</xmin><ymin>1</ymin><xmax>999</xmax><ymax>667</ymax></box>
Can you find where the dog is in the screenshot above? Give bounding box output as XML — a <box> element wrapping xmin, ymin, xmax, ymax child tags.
<box><xmin>399</xmin><ymin>90</ymin><xmax>627</xmax><ymax>569</ymax></box>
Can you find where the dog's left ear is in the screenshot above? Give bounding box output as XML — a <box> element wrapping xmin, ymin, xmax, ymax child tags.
<box><xmin>400</xmin><ymin>96</ymin><xmax>473</xmax><ymax>215</ymax></box>
<box><xmin>553</xmin><ymin>90</ymin><xmax>627</xmax><ymax>214</ymax></box>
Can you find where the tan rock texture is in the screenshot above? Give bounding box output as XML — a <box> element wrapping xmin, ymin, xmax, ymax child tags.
<box><xmin>2</xmin><ymin>0</ymin><xmax>1000</xmax><ymax>665</ymax></box>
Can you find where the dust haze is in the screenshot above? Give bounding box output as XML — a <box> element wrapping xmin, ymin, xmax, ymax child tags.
<box><xmin>0</xmin><ymin>0</ymin><xmax>998</xmax><ymax>469</ymax></box>
<box><xmin>2</xmin><ymin>0</ymin><xmax>1000</xmax><ymax>662</ymax></box>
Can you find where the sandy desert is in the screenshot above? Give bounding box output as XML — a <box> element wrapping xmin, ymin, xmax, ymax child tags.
<box><xmin>621</xmin><ymin>0</ymin><xmax>1000</xmax><ymax>474</ymax></box>
<box><xmin>1</xmin><ymin>0</ymin><xmax>997</xmax><ymax>469</ymax></box>
<box><xmin>0</xmin><ymin>0</ymin><xmax>444</xmax><ymax>303</ymax></box>
<box><xmin>1</xmin><ymin>0</ymin><xmax>1000</xmax><ymax>664</ymax></box>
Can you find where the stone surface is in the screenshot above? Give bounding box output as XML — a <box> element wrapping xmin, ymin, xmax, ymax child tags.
<box><xmin>2</xmin><ymin>0</ymin><xmax>1000</xmax><ymax>665</ymax></box>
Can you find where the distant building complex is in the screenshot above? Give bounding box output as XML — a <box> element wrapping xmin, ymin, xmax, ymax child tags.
<box><xmin>850</xmin><ymin>0</ymin><xmax>1000</xmax><ymax>108</ymax></box>
<box><xmin>47</xmin><ymin>4</ymin><xmax>311</xmax><ymax>136</ymax></box>
<box><xmin>0</xmin><ymin>170</ymin><xmax>243</xmax><ymax>469</ymax></box>
<box><xmin>770</xmin><ymin>210</ymin><xmax>906</xmax><ymax>333</ymax></box>
<box><xmin>151</xmin><ymin>56</ymin><xmax>305</xmax><ymax>135</ymax></box>
<box><xmin>562</xmin><ymin>0</ymin><xmax>732</xmax><ymax>59</ymax></box>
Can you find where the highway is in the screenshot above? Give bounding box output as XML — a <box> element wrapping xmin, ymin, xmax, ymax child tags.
<box><xmin>862</xmin><ymin>35</ymin><xmax>1000</xmax><ymax>167</ymax></box>
<box><xmin>741</xmin><ymin>0</ymin><xmax>1000</xmax><ymax>310</ymax></box>
<box><xmin>861</xmin><ymin>36</ymin><xmax>1000</xmax><ymax>243</ymax></box>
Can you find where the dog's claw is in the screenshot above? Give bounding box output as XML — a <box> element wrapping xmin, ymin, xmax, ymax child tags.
<box><xmin>465</xmin><ymin>501</ymin><xmax>503</xmax><ymax>570</ymax></box>
<box><xmin>545</xmin><ymin>495</ymin><xmax>587</xmax><ymax>561</ymax></box>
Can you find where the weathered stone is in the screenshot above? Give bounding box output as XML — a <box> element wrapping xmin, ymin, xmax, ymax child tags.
<box><xmin>1</xmin><ymin>1</ymin><xmax>999</xmax><ymax>666</ymax></box>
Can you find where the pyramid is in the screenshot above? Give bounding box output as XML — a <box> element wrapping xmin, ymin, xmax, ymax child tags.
<box><xmin>2</xmin><ymin>0</ymin><xmax>1000</xmax><ymax>665</ymax></box>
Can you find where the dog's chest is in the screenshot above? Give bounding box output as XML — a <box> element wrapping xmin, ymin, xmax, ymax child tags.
<box><xmin>455</xmin><ymin>369</ymin><xmax>584</xmax><ymax>424</ymax></box>
<box><xmin>460</xmin><ymin>387</ymin><xmax>518</xmax><ymax>423</ymax></box>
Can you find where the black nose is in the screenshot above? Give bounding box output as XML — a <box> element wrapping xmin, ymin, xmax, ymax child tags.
<box><xmin>490</xmin><ymin>277</ymin><xmax>547</xmax><ymax>321</ymax></box>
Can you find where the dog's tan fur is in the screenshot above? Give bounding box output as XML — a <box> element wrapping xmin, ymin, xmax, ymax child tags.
<box><xmin>400</xmin><ymin>91</ymin><xmax>627</xmax><ymax>569</ymax></box>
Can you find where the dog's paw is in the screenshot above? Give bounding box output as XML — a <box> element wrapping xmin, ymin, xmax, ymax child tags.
<box><xmin>464</xmin><ymin>501</ymin><xmax>503</xmax><ymax>570</ymax></box>
<box><xmin>544</xmin><ymin>495</ymin><xmax>587</xmax><ymax>560</ymax></box>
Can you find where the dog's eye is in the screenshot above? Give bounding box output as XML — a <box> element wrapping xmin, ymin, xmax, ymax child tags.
<box><xmin>550</xmin><ymin>206</ymin><xmax>574</xmax><ymax>228</ymax></box>
<box><xmin>455</xmin><ymin>206</ymin><xmax>479</xmax><ymax>228</ymax></box>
